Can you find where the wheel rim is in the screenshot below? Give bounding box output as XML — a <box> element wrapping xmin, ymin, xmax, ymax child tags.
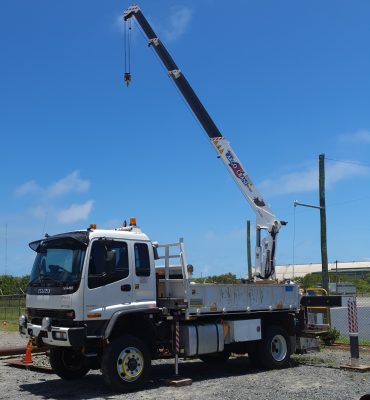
<box><xmin>116</xmin><ymin>346</ymin><xmax>144</xmax><ymax>382</ymax></box>
<box><xmin>270</xmin><ymin>334</ymin><xmax>287</xmax><ymax>362</ymax></box>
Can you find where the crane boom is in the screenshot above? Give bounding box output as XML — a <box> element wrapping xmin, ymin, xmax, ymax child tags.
<box><xmin>123</xmin><ymin>5</ymin><xmax>284</xmax><ymax>279</ymax></box>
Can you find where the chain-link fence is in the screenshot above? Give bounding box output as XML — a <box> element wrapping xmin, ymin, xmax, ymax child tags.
<box><xmin>0</xmin><ymin>294</ymin><xmax>26</xmax><ymax>322</ymax></box>
<box><xmin>330</xmin><ymin>294</ymin><xmax>370</xmax><ymax>340</ymax></box>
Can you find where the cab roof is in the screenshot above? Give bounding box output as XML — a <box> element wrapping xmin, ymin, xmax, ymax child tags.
<box><xmin>29</xmin><ymin>226</ymin><xmax>150</xmax><ymax>252</ymax></box>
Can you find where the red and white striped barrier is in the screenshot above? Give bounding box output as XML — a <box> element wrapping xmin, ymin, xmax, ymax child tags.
<box><xmin>347</xmin><ymin>298</ymin><xmax>359</xmax><ymax>366</ymax></box>
<box><xmin>175</xmin><ymin>318</ymin><xmax>180</xmax><ymax>375</ymax></box>
<box><xmin>348</xmin><ymin>298</ymin><xmax>358</xmax><ymax>336</ymax></box>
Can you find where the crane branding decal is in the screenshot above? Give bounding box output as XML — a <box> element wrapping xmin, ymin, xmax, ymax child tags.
<box><xmin>225</xmin><ymin>150</ymin><xmax>252</xmax><ymax>190</ymax></box>
<box><xmin>211</xmin><ymin>138</ymin><xmax>267</xmax><ymax>211</ymax></box>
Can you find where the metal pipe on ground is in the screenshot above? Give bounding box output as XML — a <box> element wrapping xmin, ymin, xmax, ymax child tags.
<box><xmin>0</xmin><ymin>346</ymin><xmax>46</xmax><ymax>357</ymax></box>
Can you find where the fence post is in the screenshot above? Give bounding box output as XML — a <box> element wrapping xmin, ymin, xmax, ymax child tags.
<box><xmin>347</xmin><ymin>298</ymin><xmax>359</xmax><ymax>367</ymax></box>
<box><xmin>341</xmin><ymin>298</ymin><xmax>370</xmax><ymax>371</ymax></box>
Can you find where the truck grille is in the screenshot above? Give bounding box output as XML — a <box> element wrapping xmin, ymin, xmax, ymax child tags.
<box><xmin>27</xmin><ymin>308</ymin><xmax>76</xmax><ymax>327</ymax></box>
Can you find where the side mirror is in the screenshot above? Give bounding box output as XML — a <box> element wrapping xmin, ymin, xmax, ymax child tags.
<box><xmin>152</xmin><ymin>246</ymin><xmax>159</xmax><ymax>260</ymax></box>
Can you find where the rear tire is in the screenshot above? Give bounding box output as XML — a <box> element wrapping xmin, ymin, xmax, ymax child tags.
<box><xmin>259</xmin><ymin>325</ymin><xmax>291</xmax><ymax>369</ymax></box>
<box><xmin>101</xmin><ymin>335</ymin><xmax>151</xmax><ymax>392</ymax></box>
<box><xmin>49</xmin><ymin>347</ymin><xmax>90</xmax><ymax>380</ymax></box>
<box><xmin>199</xmin><ymin>350</ymin><xmax>231</xmax><ymax>364</ymax></box>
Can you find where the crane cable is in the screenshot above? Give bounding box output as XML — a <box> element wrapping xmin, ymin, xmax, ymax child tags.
<box><xmin>124</xmin><ymin>18</ymin><xmax>132</xmax><ymax>86</ymax></box>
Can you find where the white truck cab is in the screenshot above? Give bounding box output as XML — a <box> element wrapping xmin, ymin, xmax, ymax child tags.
<box><xmin>23</xmin><ymin>221</ymin><xmax>157</xmax><ymax>348</ymax></box>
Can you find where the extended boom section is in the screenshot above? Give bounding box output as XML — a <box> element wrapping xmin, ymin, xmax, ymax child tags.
<box><xmin>123</xmin><ymin>5</ymin><xmax>282</xmax><ymax>278</ymax></box>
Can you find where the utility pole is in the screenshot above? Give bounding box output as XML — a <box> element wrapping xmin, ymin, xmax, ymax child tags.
<box><xmin>247</xmin><ymin>220</ymin><xmax>252</xmax><ymax>280</ymax></box>
<box><xmin>4</xmin><ymin>223</ymin><xmax>7</xmax><ymax>275</ymax></box>
<box><xmin>319</xmin><ymin>154</ymin><xmax>329</xmax><ymax>292</ymax></box>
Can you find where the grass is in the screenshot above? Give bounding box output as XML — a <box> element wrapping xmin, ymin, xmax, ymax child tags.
<box><xmin>336</xmin><ymin>336</ymin><xmax>370</xmax><ymax>346</ymax></box>
<box><xmin>292</xmin><ymin>354</ymin><xmax>327</xmax><ymax>364</ymax></box>
<box><xmin>0</xmin><ymin>320</ymin><xmax>20</xmax><ymax>332</ymax></box>
<box><xmin>0</xmin><ymin>306</ymin><xmax>26</xmax><ymax>323</ymax></box>
<box><xmin>0</xmin><ymin>305</ymin><xmax>25</xmax><ymax>332</ymax></box>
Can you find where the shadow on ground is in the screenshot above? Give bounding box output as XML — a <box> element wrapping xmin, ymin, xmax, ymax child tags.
<box><xmin>19</xmin><ymin>356</ymin><xmax>299</xmax><ymax>399</ymax></box>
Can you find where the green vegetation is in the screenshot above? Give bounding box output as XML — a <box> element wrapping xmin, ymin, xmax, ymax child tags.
<box><xmin>192</xmin><ymin>272</ymin><xmax>240</xmax><ymax>284</ymax></box>
<box><xmin>321</xmin><ymin>327</ymin><xmax>341</xmax><ymax>346</ymax></box>
<box><xmin>336</xmin><ymin>337</ymin><xmax>370</xmax><ymax>346</ymax></box>
<box><xmin>294</xmin><ymin>274</ymin><xmax>322</xmax><ymax>288</ymax></box>
<box><xmin>0</xmin><ymin>321</ymin><xmax>20</xmax><ymax>332</ymax></box>
<box><xmin>0</xmin><ymin>275</ymin><xmax>28</xmax><ymax>324</ymax></box>
<box><xmin>0</xmin><ymin>274</ymin><xmax>30</xmax><ymax>295</ymax></box>
<box><xmin>294</xmin><ymin>272</ymin><xmax>370</xmax><ymax>293</ymax></box>
<box><xmin>0</xmin><ymin>300</ymin><xmax>26</xmax><ymax>322</ymax></box>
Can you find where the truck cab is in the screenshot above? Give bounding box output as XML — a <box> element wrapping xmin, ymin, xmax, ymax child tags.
<box><xmin>23</xmin><ymin>221</ymin><xmax>157</xmax><ymax>349</ymax></box>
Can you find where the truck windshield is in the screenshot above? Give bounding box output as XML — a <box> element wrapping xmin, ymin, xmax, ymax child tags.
<box><xmin>29</xmin><ymin>239</ymin><xmax>86</xmax><ymax>288</ymax></box>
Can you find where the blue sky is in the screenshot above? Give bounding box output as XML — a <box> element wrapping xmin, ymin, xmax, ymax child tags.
<box><xmin>1</xmin><ymin>0</ymin><xmax>370</xmax><ymax>277</ymax></box>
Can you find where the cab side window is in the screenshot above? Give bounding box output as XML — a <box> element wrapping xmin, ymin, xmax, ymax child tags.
<box><xmin>88</xmin><ymin>240</ymin><xmax>129</xmax><ymax>289</ymax></box>
<box><xmin>134</xmin><ymin>243</ymin><xmax>150</xmax><ymax>277</ymax></box>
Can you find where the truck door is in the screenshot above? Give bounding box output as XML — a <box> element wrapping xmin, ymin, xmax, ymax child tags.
<box><xmin>84</xmin><ymin>239</ymin><xmax>132</xmax><ymax>320</ymax></box>
<box><xmin>131</xmin><ymin>241</ymin><xmax>155</xmax><ymax>303</ymax></box>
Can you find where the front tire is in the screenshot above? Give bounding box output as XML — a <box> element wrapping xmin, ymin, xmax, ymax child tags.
<box><xmin>259</xmin><ymin>325</ymin><xmax>291</xmax><ymax>369</ymax></box>
<box><xmin>101</xmin><ymin>335</ymin><xmax>151</xmax><ymax>392</ymax></box>
<box><xmin>49</xmin><ymin>347</ymin><xmax>90</xmax><ymax>380</ymax></box>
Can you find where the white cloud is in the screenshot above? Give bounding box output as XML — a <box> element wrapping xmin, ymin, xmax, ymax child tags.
<box><xmin>163</xmin><ymin>7</ymin><xmax>192</xmax><ymax>42</ymax></box>
<box><xmin>15</xmin><ymin>180</ymin><xmax>40</xmax><ymax>196</ymax></box>
<box><xmin>326</xmin><ymin>162</ymin><xmax>370</xmax><ymax>187</ymax></box>
<box><xmin>29</xmin><ymin>206</ymin><xmax>47</xmax><ymax>219</ymax></box>
<box><xmin>16</xmin><ymin>171</ymin><xmax>90</xmax><ymax>198</ymax></box>
<box><xmin>340</xmin><ymin>129</ymin><xmax>370</xmax><ymax>144</ymax></box>
<box><xmin>57</xmin><ymin>200</ymin><xmax>94</xmax><ymax>224</ymax></box>
<box><xmin>259</xmin><ymin>162</ymin><xmax>370</xmax><ymax>196</ymax></box>
<box><xmin>46</xmin><ymin>171</ymin><xmax>90</xmax><ymax>198</ymax></box>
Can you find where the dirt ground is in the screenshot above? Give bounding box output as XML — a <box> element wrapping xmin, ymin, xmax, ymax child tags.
<box><xmin>1</xmin><ymin>331</ymin><xmax>370</xmax><ymax>400</ymax></box>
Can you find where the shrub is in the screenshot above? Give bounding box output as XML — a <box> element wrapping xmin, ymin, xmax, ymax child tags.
<box><xmin>321</xmin><ymin>327</ymin><xmax>340</xmax><ymax>346</ymax></box>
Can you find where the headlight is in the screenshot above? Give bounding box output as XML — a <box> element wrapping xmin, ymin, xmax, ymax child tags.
<box><xmin>19</xmin><ymin>314</ymin><xmax>27</xmax><ymax>328</ymax></box>
<box><xmin>41</xmin><ymin>317</ymin><xmax>51</xmax><ymax>331</ymax></box>
<box><xmin>53</xmin><ymin>331</ymin><xmax>67</xmax><ymax>341</ymax></box>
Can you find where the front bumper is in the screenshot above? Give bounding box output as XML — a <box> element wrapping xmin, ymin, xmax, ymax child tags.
<box><xmin>20</xmin><ymin>323</ymin><xmax>86</xmax><ymax>347</ymax></box>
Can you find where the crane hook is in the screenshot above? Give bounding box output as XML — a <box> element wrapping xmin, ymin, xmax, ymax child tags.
<box><xmin>124</xmin><ymin>72</ymin><xmax>131</xmax><ymax>86</ymax></box>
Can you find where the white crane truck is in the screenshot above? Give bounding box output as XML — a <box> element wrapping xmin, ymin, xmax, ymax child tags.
<box><xmin>19</xmin><ymin>5</ymin><xmax>341</xmax><ymax>392</ymax></box>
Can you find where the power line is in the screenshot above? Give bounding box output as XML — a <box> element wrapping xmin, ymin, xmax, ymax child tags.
<box><xmin>325</xmin><ymin>157</ymin><xmax>370</xmax><ymax>168</ymax></box>
<box><xmin>327</xmin><ymin>195</ymin><xmax>370</xmax><ymax>207</ymax></box>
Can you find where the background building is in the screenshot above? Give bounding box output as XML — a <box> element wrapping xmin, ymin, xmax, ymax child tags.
<box><xmin>275</xmin><ymin>261</ymin><xmax>370</xmax><ymax>281</ymax></box>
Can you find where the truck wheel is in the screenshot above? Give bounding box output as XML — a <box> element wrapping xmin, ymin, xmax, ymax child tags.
<box><xmin>259</xmin><ymin>325</ymin><xmax>291</xmax><ymax>369</ymax></box>
<box><xmin>101</xmin><ymin>335</ymin><xmax>151</xmax><ymax>392</ymax></box>
<box><xmin>199</xmin><ymin>350</ymin><xmax>231</xmax><ymax>364</ymax></box>
<box><xmin>49</xmin><ymin>348</ymin><xmax>90</xmax><ymax>380</ymax></box>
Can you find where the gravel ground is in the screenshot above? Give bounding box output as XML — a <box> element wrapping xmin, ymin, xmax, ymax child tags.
<box><xmin>1</xmin><ymin>331</ymin><xmax>370</xmax><ymax>400</ymax></box>
<box><xmin>0</xmin><ymin>330</ymin><xmax>25</xmax><ymax>347</ymax></box>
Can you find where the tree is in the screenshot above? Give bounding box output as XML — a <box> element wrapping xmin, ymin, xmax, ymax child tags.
<box><xmin>0</xmin><ymin>275</ymin><xmax>30</xmax><ymax>295</ymax></box>
<box><xmin>193</xmin><ymin>272</ymin><xmax>240</xmax><ymax>284</ymax></box>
